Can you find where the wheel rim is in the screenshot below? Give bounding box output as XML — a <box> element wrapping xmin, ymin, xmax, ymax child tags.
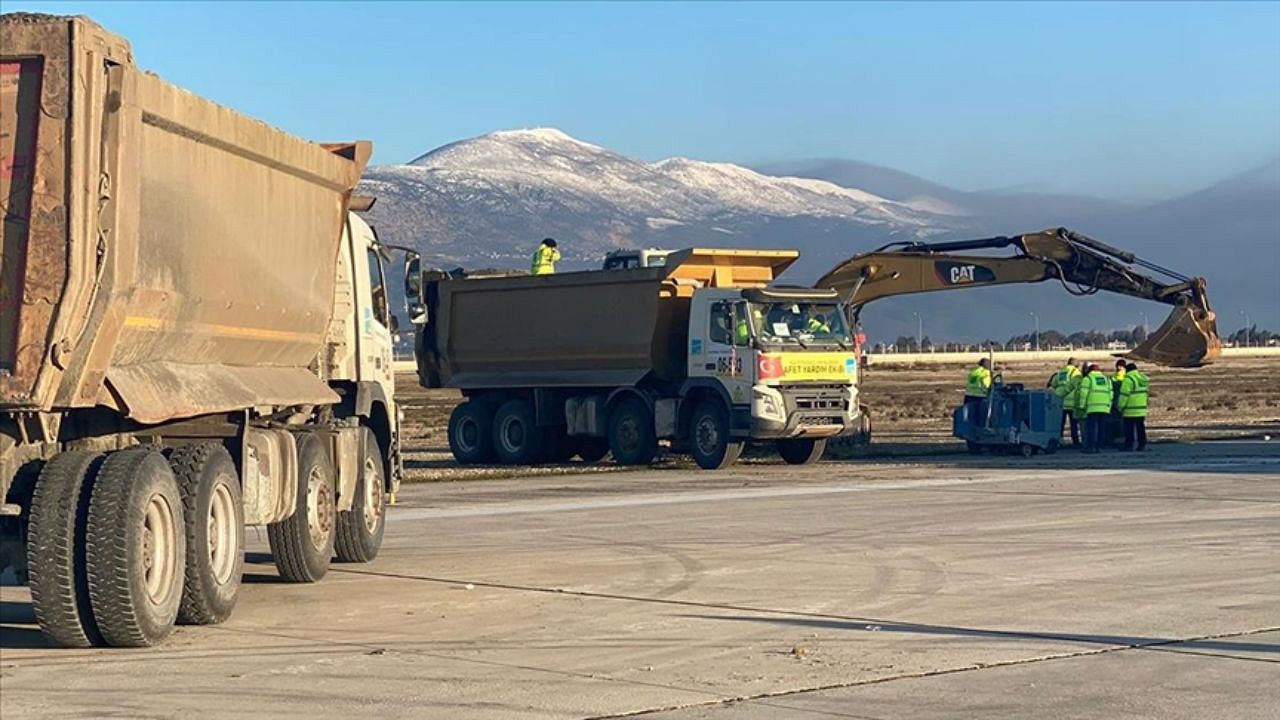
<box><xmin>362</xmin><ymin>456</ymin><xmax>383</xmax><ymax>534</ymax></box>
<box><xmin>141</xmin><ymin>492</ymin><xmax>179</xmax><ymax>605</ymax></box>
<box><xmin>695</xmin><ymin>414</ymin><xmax>720</xmax><ymax>456</ymax></box>
<box><xmin>207</xmin><ymin>476</ymin><xmax>239</xmax><ymax>585</ymax></box>
<box><xmin>500</xmin><ymin>416</ymin><xmax>526</xmax><ymax>453</ymax></box>
<box><xmin>616</xmin><ymin>416</ymin><xmax>640</xmax><ymax>453</ymax></box>
<box><xmin>457</xmin><ymin>417</ymin><xmax>479</xmax><ymax>452</ymax></box>
<box><xmin>306</xmin><ymin>466</ymin><xmax>334</xmax><ymax>551</ymax></box>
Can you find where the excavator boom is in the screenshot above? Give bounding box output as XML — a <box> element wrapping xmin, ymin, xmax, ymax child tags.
<box><xmin>817</xmin><ymin>228</ymin><xmax>1221</xmax><ymax>367</ymax></box>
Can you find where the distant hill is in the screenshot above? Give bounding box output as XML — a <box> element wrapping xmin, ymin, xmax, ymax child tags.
<box><xmin>359</xmin><ymin>130</ymin><xmax>1277</xmax><ymax>342</ymax></box>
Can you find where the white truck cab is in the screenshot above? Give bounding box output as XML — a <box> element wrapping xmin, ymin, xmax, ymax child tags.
<box><xmin>603</xmin><ymin>248</ymin><xmax>673</xmax><ymax>270</ymax></box>
<box><xmin>685</xmin><ymin>286</ymin><xmax>860</xmax><ymax>448</ymax></box>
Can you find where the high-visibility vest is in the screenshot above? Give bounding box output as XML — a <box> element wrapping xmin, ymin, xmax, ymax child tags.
<box><xmin>1071</xmin><ymin>375</ymin><xmax>1090</xmax><ymax>418</ymax></box>
<box><xmin>965</xmin><ymin>366</ymin><xmax>991</xmax><ymax>397</ymax></box>
<box><xmin>1050</xmin><ymin>365</ymin><xmax>1079</xmax><ymax>398</ymax></box>
<box><xmin>1118</xmin><ymin>371</ymin><xmax>1149</xmax><ymax>418</ymax></box>
<box><xmin>531</xmin><ymin>244</ymin><xmax>560</xmax><ymax>275</ymax></box>
<box><xmin>1112</xmin><ymin>367</ymin><xmax>1127</xmax><ymax>383</ymax></box>
<box><xmin>806</xmin><ymin>317</ymin><xmax>830</xmax><ymax>334</ymax></box>
<box><xmin>1085</xmin><ymin>372</ymin><xmax>1113</xmax><ymax>414</ymax></box>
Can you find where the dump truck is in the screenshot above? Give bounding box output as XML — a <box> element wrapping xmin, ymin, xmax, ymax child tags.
<box><xmin>0</xmin><ymin>13</ymin><xmax>401</xmax><ymax>647</ymax></box>
<box><xmin>406</xmin><ymin>249</ymin><xmax>862</xmax><ymax>470</ymax></box>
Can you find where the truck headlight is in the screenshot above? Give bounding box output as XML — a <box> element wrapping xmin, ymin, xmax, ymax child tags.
<box><xmin>752</xmin><ymin>386</ymin><xmax>785</xmax><ymax>420</ymax></box>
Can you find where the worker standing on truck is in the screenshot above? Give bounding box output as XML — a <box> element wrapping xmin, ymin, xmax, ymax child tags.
<box><xmin>1050</xmin><ymin>357</ymin><xmax>1082</xmax><ymax>446</ymax></box>
<box><xmin>1118</xmin><ymin>361</ymin><xmax>1149</xmax><ymax>452</ymax></box>
<box><xmin>964</xmin><ymin>358</ymin><xmax>992</xmax><ymax>421</ymax></box>
<box><xmin>1082</xmin><ymin>363</ymin><xmax>1114</xmax><ymax>454</ymax></box>
<box><xmin>531</xmin><ymin>238</ymin><xmax>560</xmax><ymax>275</ymax></box>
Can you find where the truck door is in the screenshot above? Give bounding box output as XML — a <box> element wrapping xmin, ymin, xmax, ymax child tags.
<box><xmin>351</xmin><ymin>229</ymin><xmax>395</xmax><ymax>392</ymax></box>
<box><xmin>696</xmin><ymin>300</ymin><xmax>753</xmax><ymax>406</ymax></box>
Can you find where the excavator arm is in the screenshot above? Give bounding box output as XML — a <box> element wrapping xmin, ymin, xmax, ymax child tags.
<box><xmin>816</xmin><ymin>228</ymin><xmax>1221</xmax><ymax>367</ymax></box>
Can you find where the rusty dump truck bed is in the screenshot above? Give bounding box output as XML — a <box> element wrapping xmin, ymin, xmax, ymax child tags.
<box><xmin>0</xmin><ymin>14</ymin><xmax>368</xmax><ymax>422</ymax></box>
<box><xmin>421</xmin><ymin>248</ymin><xmax>796</xmax><ymax>389</ymax></box>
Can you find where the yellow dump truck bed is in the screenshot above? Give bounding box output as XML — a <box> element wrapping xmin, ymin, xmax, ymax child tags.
<box><xmin>1</xmin><ymin>14</ymin><xmax>367</xmax><ymax>421</ymax></box>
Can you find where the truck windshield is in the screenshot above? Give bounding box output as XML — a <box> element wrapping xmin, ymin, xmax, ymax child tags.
<box><xmin>750</xmin><ymin>302</ymin><xmax>851</xmax><ymax>347</ymax></box>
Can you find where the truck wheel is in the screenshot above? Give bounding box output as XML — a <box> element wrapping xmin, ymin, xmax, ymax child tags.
<box><xmin>336</xmin><ymin>428</ymin><xmax>386</xmax><ymax>563</ymax></box>
<box><xmin>268</xmin><ymin>433</ymin><xmax>336</xmax><ymax>583</ymax></box>
<box><xmin>608</xmin><ymin>397</ymin><xmax>657</xmax><ymax>466</ymax></box>
<box><xmin>777</xmin><ymin>438</ymin><xmax>827</xmax><ymax>465</ymax></box>
<box><xmin>492</xmin><ymin>398</ymin><xmax>540</xmax><ymax>465</ymax></box>
<box><xmin>576</xmin><ymin>437</ymin><xmax>611</xmax><ymax>463</ymax></box>
<box><xmin>449</xmin><ymin>401</ymin><xmax>494</xmax><ymax>465</ymax></box>
<box><xmin>86</xmin><ymin>448</ymin><xmax>187</xmax><ymax>647</ymax></box>
<box><xmin>27</xmin><ymin>452</ymin><xmax>104</xmax><ymax>647</ymax></box>
<box><xmin>690</xmin><ymin>399</ymin><xmax>743</xmax><ymax>470</ymax></box>
<box><xmin>170</xmin><ymin>444</ymin><xmax>243</xmax><ymax>625</ymax></box>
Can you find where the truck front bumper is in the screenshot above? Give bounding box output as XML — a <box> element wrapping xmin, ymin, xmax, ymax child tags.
<box><xmin>749</xmin><ymin>384</ymin><xmax>858</xmax><ymax>440</ymax></box>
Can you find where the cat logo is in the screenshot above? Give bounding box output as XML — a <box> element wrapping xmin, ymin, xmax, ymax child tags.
<box><xmin>950</xmin><ymin>264</ymin><xmax>977</xmax><ymax>283</ymax></box>
<box><xmin>934</xmin><ymin>261</ymin><xmax>996</xmax><ymax>286</ymax></box>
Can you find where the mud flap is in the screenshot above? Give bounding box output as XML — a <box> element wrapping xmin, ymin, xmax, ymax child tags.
<box><xmin>1128</xmin><ymin>305</ymin><xmax>1222</xmax><ymax>368</ymax></box>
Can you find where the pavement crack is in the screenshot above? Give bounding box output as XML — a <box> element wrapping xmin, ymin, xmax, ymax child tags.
<box><xmin>582</xmin><ymin>627</ymin><xmax>1280</xmax><ymax>719</ymax></box>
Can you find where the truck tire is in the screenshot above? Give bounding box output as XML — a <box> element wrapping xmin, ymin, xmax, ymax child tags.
<box><xmin>268</xmin><ymin>433</ymin><xmax>336</xmax><ymax>583</ymax></box>
<box><xmin>576</xmin><ymin>437</ymin><xmax>611</xmax><ymax>463</ymax></box>
<box><xmin>690</xmin><ymin>399</ymin><xmax>743</xmax><ymax>470</ymax></box>
<box><xmin>608</xmin><ymin>397</ymin><xmax>657</xmax><ymax>466</ymax></box>
<box><xmin>492</xmin><ymin>398</ymin><xmax>541</xmax><ymax>465</ymax></box>
<box><xmin>449</xmin><ymin>401</ymin><xmax>495</xmax><ymax>465</ymax></box>
<box><xmin>27</xmin><ymin>452</ymin><xmax>104</xmax><ymax>647</ymax></box>
<box><xmin>778</xmin><ymin>438</ymin><xmax>827</xmax><ymax>465</ymax></box>
<box><xmin>86</xmin><ymin>448</ymin><xmax>187</xmax><ymax>647</ymax></box>
<box><xmin>170</xmin><ymin>444</ymin><xmax>243</xmax><ymax>625</ymax></box>
<box><xmin>336</xmin><ymin>427</ymin><xmax>386</xmax><ymax>563</ymax></box>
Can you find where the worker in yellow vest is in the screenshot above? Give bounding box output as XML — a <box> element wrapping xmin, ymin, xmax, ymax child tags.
<box><xmin>1118</xmin><ymin>361</ymin><xmax>1149</xmax><ymax>451</ymax></box>
<box><xmin>1110</xmin><ymin>359</ymin><xmax>1128</xmax><ymax>414</ymax></box>
<box><xmin>1070</xmin><ymin>364</ymin><xmax>1090</xmax><ymax>448</ymax></box>
<box><xmin>964</xmin><ymin>358</ymin><xmax>992</xmax><ymax>423</ymax></box>
<box><xmin>1082</xmin><ymin>363</ymin><xmax>1114</xmax><ymax>454</ymax></box>
<box><xmin>531</xmin><ymin>238</ymin><xmax>560</xmax><ymax>275</ymax></box>
<box><xmin>1049</xmin><ymin>357</ymin><xmax>1082</xmax><ymax>446</ymax></box>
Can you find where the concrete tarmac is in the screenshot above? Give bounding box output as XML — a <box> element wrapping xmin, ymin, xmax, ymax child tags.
<box><xmin>1</xmin><ymin>442</ymin><xmax>1277</xmax><ymax>719</ymax></box>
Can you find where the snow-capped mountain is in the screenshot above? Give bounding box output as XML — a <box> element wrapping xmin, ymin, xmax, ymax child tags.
<box><xmin>359</xmin><ymin>128</ymin><xmax>960</xmax><ymax>278</ymax></box>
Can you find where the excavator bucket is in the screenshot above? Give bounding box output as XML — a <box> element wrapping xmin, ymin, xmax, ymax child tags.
<box><xmin>1127</xmin><ymin>304</ymin><xmax>1222</xmax><ymax>368</ymax></box>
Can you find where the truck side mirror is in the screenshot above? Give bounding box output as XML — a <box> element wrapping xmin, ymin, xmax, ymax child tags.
<box><xmin>407</xmin><ymin>302</ymin><xmax>426</xmax><ymax>326</ymax></box>
<box><xmin>404</xmin><ymin>253</ymin><xmax>422</xmax><ymax>303</ymax></box>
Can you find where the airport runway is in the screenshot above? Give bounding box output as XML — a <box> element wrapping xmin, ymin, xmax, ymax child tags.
<box><xmin>2</xmin><ymin>442</ymin><xmax>1277</xmax><ymax>719</ymax></box>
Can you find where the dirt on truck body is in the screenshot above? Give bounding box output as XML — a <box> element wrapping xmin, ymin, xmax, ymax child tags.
<box><xmin>410</xmin><ymin>248</ymin><xmax>864</xmax><ymax>471</ymax></box>
<box><xmin>0</xmin><ymin>13</ymin><xmax>401</xmax><ymax>647</ymax></box>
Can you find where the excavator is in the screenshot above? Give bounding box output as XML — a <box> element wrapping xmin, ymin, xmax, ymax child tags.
<box><xmin>815</xmin><ymin>227</ymin><xmax>1221</xmax><ymax>450</ymax></box>
<box><xmin>817</xmin><ymin>227</ymin><xmax>1221</xmax><ymax>367</ymax></box>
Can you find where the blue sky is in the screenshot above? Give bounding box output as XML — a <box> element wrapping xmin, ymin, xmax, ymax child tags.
<box><xmin>9</xmin><ymin>1</ymin><xmax>1280</xmax><ymax>199</ymax></box>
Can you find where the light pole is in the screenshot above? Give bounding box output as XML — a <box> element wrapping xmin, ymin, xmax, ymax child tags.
<box><xmin>1029</xmin><ymin>312</ymin><xmax>1039</xmax><ymax>352</ymax></box>
<box><xmin>1139</xmin><ymin>311</ymin><xmax>1148</xmax><ymax>340</ymax></box>
<box><xmin>1241</xmin><ymin>310</ymin><xmax>1250</xmax><ymax>347</ymax></box>
<box><xmin>912</xmin><ymin>311</ymin><xmax>922</xmax><ymax>351</ymax></box>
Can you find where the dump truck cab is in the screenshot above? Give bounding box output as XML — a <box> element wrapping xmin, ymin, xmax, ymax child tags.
<box><xmin>687</xmin><ymin>286</ymin><xmax>859</xmax><ymax>441</ymax></box>
<box><xmin>603</xmin><ymin>248</ymin><xmax>673</xmax><ymax>270</ymax></box>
